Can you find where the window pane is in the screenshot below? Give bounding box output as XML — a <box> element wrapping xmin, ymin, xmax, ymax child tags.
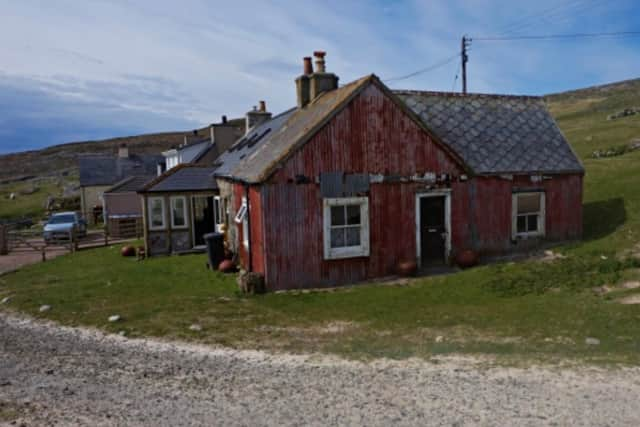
<box><xmin>527</xmin><ymin>214</ymin><xmax>538</xmax><ymax>232</ymax></box>
<box><xmin>151</xmin><ymin>200</ymin><xmax>163</xmax><ymax>227</ymax></box>
<box><xmin>330</xmin><ymin>228</ymin><xmax>345</xmax><ymax>248</ymax></box>
<box><xmin>331</xmin><ymin>206</ymin><xmax>345</xmax><ymax>226</ymax></box>
<box><xmin>345</xmin><ymin>226</ymin><xmax>361</xmax><ymax>246</ymax></box>
<box><xmin>213</xmin><ymin>199</ymin><xmax>221</xmax><ymax>224</ymax></box>
<box><xmin>172</xmin><ymin>199</ymin><xmax>185</xmax><ymax>226</ymax></box>
<box><xmin>517</xmin><ymin>215</ymin><xmax>526</xmax><ymax>233</ymax></box>
<box><xmin>517</xmin><ymin>194</ymin><xmax>540</xmax><ymax>214</ymax></box>
<box><xmin>346</xmin><ymin>205</ymin><xmax>361</xmax><ymax>225</ymax></box>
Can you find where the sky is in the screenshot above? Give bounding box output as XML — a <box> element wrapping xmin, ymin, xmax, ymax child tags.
<box><xmin>1</xmin><ymin>0</ymin><xmax>639</xmax><ymax>154</ymax></box>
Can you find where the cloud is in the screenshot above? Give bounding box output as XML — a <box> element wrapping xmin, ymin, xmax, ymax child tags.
<box><xmin>0</xmin><ymin>75</ymin><xmax>198</xmax><ymax>154</ymax></box>
<box><xmin>0</xmin><ymin>0</ymin><xmax>639</xmax><ymax>153</ymax></box>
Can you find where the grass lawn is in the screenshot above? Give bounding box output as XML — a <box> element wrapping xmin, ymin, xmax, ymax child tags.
<box><xmin>1</xmin><ymin>83</ymin><xmax>640</xmax><ymax>364</ymax></box>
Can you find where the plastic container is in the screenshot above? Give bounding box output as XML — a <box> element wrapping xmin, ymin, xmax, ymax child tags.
<box><xmin>203</xmin><ymin>232</ymin><xmax>225</xmax><ymax>270</ymax></box>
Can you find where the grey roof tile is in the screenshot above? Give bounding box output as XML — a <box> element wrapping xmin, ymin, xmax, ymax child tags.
<box><xmin>142</xmin><ymin>166</ymin><xmax>218</xmax><ymax>193</ymax></box>
<box><xmin>79</xmin><ymin>154</ymin><xmax>163</xmax><ymax>186</ymax></box>
<box><xmin>394</xmin><ymin>90</ymin><xmax>584</xmax><ymax>174</ymax></box>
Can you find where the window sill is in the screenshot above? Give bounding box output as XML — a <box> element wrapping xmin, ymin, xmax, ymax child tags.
<box><xmin>325</xmin><ymin>247</ymin><xmax>369</xmax><ymax>260</ymax></box>
<box><xmin>514</xmin><ymin>232</ymin><xmax>544</xmax><ymax>239</ymax></box>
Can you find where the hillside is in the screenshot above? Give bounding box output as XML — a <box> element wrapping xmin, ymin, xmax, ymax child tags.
<box><xmin>544</xmin><ymin>77</ymin><xmax>640</xmax><ymax>257</ymax></box>
<box><xmin>0</xmin><ymin>117</ymin><xmax>245</xmax><ymax>183</ymax></box>
<box><xmin>545</xmin><ymin>77</ymin><xmax>640</xmax><ymax>159</ymax></box>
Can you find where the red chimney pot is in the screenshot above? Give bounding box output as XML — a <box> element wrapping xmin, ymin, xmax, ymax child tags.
<box><xmin>303</xmin><ymin>57</ymin><xmax>313</xmax><ymax>75</ymax></box>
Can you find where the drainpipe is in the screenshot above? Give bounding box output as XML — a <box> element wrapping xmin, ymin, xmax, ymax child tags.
<box><xmin>244</xmin><ymin>184</ymin><xmax>252</xmax><ymax>272</ymax></box>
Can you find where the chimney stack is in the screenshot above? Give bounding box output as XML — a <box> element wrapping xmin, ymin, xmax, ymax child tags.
<box><xmin>296</xmin><ymin>57</ymin><xmax>313</xmax><ymax>108</ymax></box>
<box><xmin>296</xmin><ymin>51</ymin><xmax>339</xmax><ymax>108</ymax></box>
<box><xmin>117</xmin><ymin>143</ymin><xmax>129</xmax><ymax>158</ymax></box>
<box><xmin>245</xmin><ymin>101</ymin><xmax>272</xmax><ymax>134</ymax></box>
<box><xmin>309</xmin><ymin>51</ymin><xmax>339</xmax><ymax>101</ymax></box>
<box><xmin>209</xmin><ymin>114</ymin><xmax>241</xmax><ymax>159</ymax></box>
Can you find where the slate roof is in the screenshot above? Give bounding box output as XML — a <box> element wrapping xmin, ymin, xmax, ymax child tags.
<box><xmin>213</xmin><ymin>107</ymin><xmax>297</xmax><ymax>179</ymax></box>
<box><xmin>394</xmin><ymin>90</ymin><xmax>584</xmax><ymax>175</ymax></box>
<box><xmin>105</xmin><ymin>175</ymin><xmax>155</xmax><ymax>193</ymax></box>
<box><xmin>79</xmin><ymin>154</ymin><xmax>163</xmax><ymax>186</ymax></box>
<box><xmin>140</xmin><ymin>165</ymin><xmax>218</xmax><ymax>193</ymax></box>
<box><xmin>213</xmin><ymin>74</ymin><xmax>583</xmax><ymax>183</ymax></box>
<box><xmin>215</xmin><ymin>75</ymin><xmax>373</xmax><ymax>183</ymax></box>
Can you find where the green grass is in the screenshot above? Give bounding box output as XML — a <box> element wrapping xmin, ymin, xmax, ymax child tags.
<box><xmin>1</xmin><ymin>82</ymin><xmax>640</xmax><ymax>364</ymax></box>
<box><xmin>1</xmin><ymin>240</ymin><xmax>638</xmax><ymax>364</ymax></box>
<box><xmin>0</xmin><ymin>173</ymin><xmax>78</xmax><ymax>221</ymax></box>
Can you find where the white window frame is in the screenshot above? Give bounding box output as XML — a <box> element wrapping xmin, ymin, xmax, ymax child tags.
<box><xmin>148</xmin><ymin>197</ymin><xmax>166</xmax><ymax>231</ymax></box>
<box><xmin>170</xmin><ymin>196</ymin><xmax>188</xmax><ymax>229</ymax></box>
<box><xmin>323</xmin><ymin>197</ymin><xmax>370</xmax><ymax>260</ymax></box>
<box><xmin>512</xmin><ymin>191</ymin><xmax>546</xmax><ymax>239</ymax></box>
<box><xmin>234</xmin><ymin>197</ymin><xmax>250</xmax><ymax>250</ymax></box>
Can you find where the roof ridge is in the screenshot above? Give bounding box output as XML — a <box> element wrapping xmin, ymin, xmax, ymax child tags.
<box><xmin>393</xmin><ymin>89</ymin><xmax>542</xmax><ymax>101</ymax></box>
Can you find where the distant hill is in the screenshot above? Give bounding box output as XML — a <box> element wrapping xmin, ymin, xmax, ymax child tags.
<box><xmin>0</xmin><ymin>118</ymin><xmax>245</xmax><ymax>183</ymax></box>
<box><xmin>545</xmin><ymin>77</ymin><xmax>640</xmax><ymax>159</ymax></box>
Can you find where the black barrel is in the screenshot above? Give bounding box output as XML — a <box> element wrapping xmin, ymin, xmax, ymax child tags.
<box><xmin>203</xmin><ymin>232</ymin><xmax>225</xmax><ymax>270</ymax></box>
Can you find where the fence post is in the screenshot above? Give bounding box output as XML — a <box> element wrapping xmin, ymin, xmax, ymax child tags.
<box><xmin>73</xmin><ymin>229</ymin><xmax>78</xmax><ymax>252</ymax></box>
<box><xmin>104</xmin><ymin>226</ymin><xmax>108</xmax><ymax>246</ymax></box>
<box><xmin>0</xmin><ymin>225</ymin><xmax>7</xmax><ymax>255</ymax></box>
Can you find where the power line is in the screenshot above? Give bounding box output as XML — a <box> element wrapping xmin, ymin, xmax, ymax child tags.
<box><xmin>451</xmin><ymin>60</ymin><xmax>460</xmax><ymax>92</ymax></box>
<box><xmin>496</xmin><ymin>0</ymin><xmax>607</xmax><ymax>37</ymax></box>
<box><xmin>495</xmin><ymin>0</ymin><xmax>589</xmax><ymax>36</ymax></box>
<box><xmin>473</xmin><ymin>30</ymin><xmax>640</xmax><ymax>41</ymax></box>
<box><xmin>383</xmin><ymin>53</ymin><xmax>459</xmax><ymax>83</ymax></box>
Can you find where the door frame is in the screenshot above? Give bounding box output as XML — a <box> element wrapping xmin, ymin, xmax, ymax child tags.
<box><xmin>415</xmin><ymin>190</ymin><xmax>451</xmax><ymax>266</ymax></box>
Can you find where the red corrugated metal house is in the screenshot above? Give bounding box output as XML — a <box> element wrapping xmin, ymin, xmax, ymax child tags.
<box><xmin>213</xmin><ymin>52</ymin><xmax>584</xmax><ymax>291</ymax></box>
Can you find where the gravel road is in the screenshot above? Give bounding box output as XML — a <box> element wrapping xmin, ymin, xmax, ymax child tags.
<box><xmin>1</xmin><ymin>313</ymin><xmax>639</xmax><ymax>426</ymax></box>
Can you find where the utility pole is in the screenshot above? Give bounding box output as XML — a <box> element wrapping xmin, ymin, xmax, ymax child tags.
<box><xmin>461</xmin><ymin>35</ymin><xmax>471</xmax><ymax>94</ymax></box>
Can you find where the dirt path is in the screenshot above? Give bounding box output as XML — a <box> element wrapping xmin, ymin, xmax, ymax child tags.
<box><xmin>1</xmin><ymin>313</ymin><xmax>639</xmax><ymax>426</ymax></box>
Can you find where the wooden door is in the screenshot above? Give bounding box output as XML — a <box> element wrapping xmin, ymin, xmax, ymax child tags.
<box><xmin>419</xmin><ymin>196</ymin><xmax>446</xmax><ymax>266</ymax></box>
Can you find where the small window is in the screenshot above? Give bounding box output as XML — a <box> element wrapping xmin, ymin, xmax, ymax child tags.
<box><xmin>323</xmin><ymin>197</ymin><xmax>369</xmax><ymax>260</ymax></box>
<box><xmin>512</xmin><ymin>192</ymin><xmax>545</xmax><ymax>238</ymax></box>
<box><xmin>170</xmin><ymin>196</ymin><xmax>187</xmax><ymax>229</ymax></box>
<box><xmin>148</xmin><ymin>197</ymin><xmax>165</xmax><ymax>230</ymax></box>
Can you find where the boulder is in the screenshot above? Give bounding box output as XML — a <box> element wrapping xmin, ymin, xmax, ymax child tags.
<box><xmin>39</xmin><ymin>305</ymin><xmax>51</xmax><ymax>313</ymax></box>
<box><xmin>585</xmin><ymin>337</ymin><xmax>600</xmax><ymax>346</ymax></box>
<box><xmin>189</xmin><ymin>324</ymin><xmax>202</xmax><ymax>332</ymax></box>
<box><xmin>108</xmin><ymin>315</ymin><xmax>121</xmax><ymax>323</ymax></box>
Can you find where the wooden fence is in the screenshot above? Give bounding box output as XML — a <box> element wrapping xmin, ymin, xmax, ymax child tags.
<box><xmin>1</xmin><ymin>224</ymin><xmax>114</xmax><ymax>261</ymax></box>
